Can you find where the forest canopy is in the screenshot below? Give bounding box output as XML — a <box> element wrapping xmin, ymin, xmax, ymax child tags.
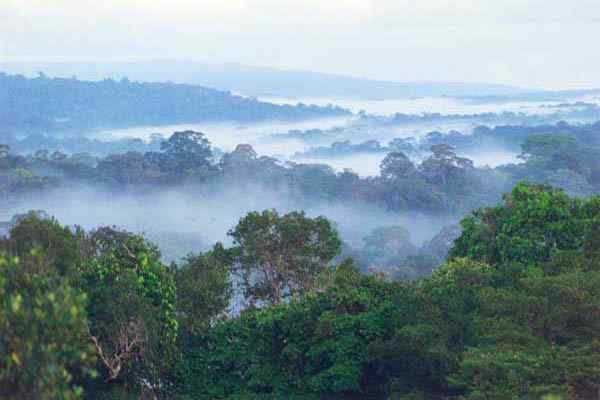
<box><xmin>2</xmin><ymin>183</ymin><xmax>600</xmax><ymax>399</ymax></box>
<box><xmin>0</xmin><ymin>72</ymin><xmax>349</xmax><ymax>136</ymax></box>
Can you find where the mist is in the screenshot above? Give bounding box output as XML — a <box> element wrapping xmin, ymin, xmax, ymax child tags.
<box><xmin>93</xmin><ymin>117</ymin><xmax>352</xmax><ymax>156</ymax></box>
<box><xmin>0</xmin><ymin>182</ymin><xmax>454</xmax><ymax>263</ymax></box>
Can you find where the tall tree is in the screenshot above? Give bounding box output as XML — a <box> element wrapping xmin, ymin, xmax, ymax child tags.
<box><xmin>379</xmin><ymin>151</ymin><xmax>416</xmax><ymax>180</ymax></box>
<box><xmin>78</xmin><ymin>227</ymin><xmax>178</xmax><ymax>398</ymax></box>
<box><xmin>175</xmin><ymin>246</ymin><xmax>232</xmax><ymax>339</ymax></box>
<box><xmin>160</xmin><ymin>130</ymin><xmax>213</xmax><ymax>179</ymax></box>
<box><xmin>228</xmin><ymin>210</ymin><xmax>341</xmax><ymax>306</ymax></box>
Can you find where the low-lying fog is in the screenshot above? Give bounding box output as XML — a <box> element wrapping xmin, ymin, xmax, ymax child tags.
<box><xmin>2</xmin><ymin>95</ymin><xmax>542</xmax><ymax>260</ymax></box>
<box><xmin>293</xmin><ymin>154</ymin><xmax>387</xmax><ymax>177</ymax></box>
<box><xmin>87</xmin><ymin>94</ymin><xmax>587</xmax><ymax>177</ymax></box>
<box><xmin>0</xmin><ymin>185</ymin><xmax>456</xmax><ymax>263</ymax></box>
<box><xmin>94</xmin><ymin>117</ymin><xmax>352</xmax><ymax>154</ymax></box>
<box><xmin>76</xmin><ymin>89</ymin><xmax>600</xmax><ymax>182</ymax></box>
<box><xmin>257</xmin><ymin>95</ymin><xmax>600</xmax><ymax>116</ymax></box>
<box><xmin>91</xmin><ymin>116</ymin><xmax>518</xmax><ymax>177</ymax></box>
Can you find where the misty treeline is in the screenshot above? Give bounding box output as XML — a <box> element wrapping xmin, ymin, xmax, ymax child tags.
<box><xmin>296</xmin><ymin>120</ymin><xmax>600</xmax><ymax>160</ymax></box>
<box><xmin>3</xmin><ymin>183</ymin><xmax>600</xmax><ymax>399</ymax></box>
<box><xmin>369</xmin><ymin>102</ymin><xmax>600</xmax><ymax>127</ymax></box>
<box><xmin>3</xmin><ymin>122</ymin><xmax>600</xmax><ymax>212</ymax></box>
<box><xmin>0</xmin><ymin>72</ymin><xmax>349</xmax><ymax>136</ymax></box>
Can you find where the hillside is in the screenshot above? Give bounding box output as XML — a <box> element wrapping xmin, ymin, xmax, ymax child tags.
<box><xmin>0</xmin><ymin>72</ymin><xmax>349</xmax><ymax>136</ymax></box>
<box><xmin>0</xmin><ymin>60</ymin><xmax>530</xmax><ymax>100</ymax></box>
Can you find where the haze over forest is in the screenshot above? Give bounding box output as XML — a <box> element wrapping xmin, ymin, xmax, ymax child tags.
<box><xmin>2</xmin><ymin>1</ymin><xmax>600</xmax><ymax>399</ymax></box>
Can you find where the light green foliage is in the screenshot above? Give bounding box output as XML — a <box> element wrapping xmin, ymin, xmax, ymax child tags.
<box><xmin>78</xmin><ymin>227</ymin><xmax>178</xmax><ymax>395</ymax></box>
<box><xmin>0</xmin><ymin>254</ymin><xmax>96</xmax><ymax>399</ymax></box>
<box><xmin>1</xmin><ymin>211</ymin><xmax>84</xmax><ymax>277</ymax></box>
<box><xmin>447</xmin><ymin>183</ymin><xmax>600</xmax><ymax>399</ymax></box>
<box><xmin>450</xmin><ymin>183</ymin><xmax>588</xmax><ymax>265</ymax></box>
<box><xmin>4</xmin><ymin>183</ymin><xmax>600</xmax><ymax>399</ymax></box>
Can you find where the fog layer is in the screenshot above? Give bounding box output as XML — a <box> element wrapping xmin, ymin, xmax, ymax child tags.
<box><xmin>0</xmin><ymin>184</ymin><xmax>454</xmax><ymax>263</ymax></box>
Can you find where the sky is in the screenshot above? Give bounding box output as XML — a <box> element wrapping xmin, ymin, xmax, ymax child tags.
<box><xmin>1</xmin><ymin>0</ymin><xmax>600</xmax><ymax>89</ymax></box>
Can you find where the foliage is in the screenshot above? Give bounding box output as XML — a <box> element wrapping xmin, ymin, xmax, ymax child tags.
<box><xmin>355</xmin><ymin>225</ymin><xmax>418</xmax><ymax>274</ymax></box>
<box><xmin>227</xmin><ymin>209</ymin><xmax>342</xmax><ymax>306</ymax></box>
<box><xmin>3</xmin><ymin>183</ymin><xmax>600</xmax><ymax>399</ymax></box>
<box><xmin>160</xmin><ymin>130</ymin><xmax>214</xmax><ymax>179</ymax></box>
<box><xmin>450</xmin><ymin>182</ymin><xmax>590</xmax><ymax>265</ymax></box>
<box><xmin>0</xmin><ymin>211</ymin><xmax>84</xmax><ymax>277</ymax></box>
<box><xmin>182</xmin><ymin>260</ymin><xmax>399</xmax><ymax>399</ymax></box>
<box><xmin>0</xmin><ymin>253</ymin><xmax>96</xmax><ymax>399</ymax></box>
<box><xmin>77</xmin><ymin>227</ymin><xmax>178</xmax><ymax>397</ymax></box>
<box><xmin>175</xmin><ymin>246</ymin><xmax>233</xmax><ymax>339</ymax></box>
<box><xmin>0</xmin><ymin>72</ymin><xmax>349</xmax><ymax>136</ymax></box>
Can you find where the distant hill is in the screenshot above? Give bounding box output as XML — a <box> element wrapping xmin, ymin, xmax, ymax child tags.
<box><xmin>460</xmin><ymin>89</ymin><xmax>600</xmax><ymax>104</ymax></box>
<box><xmin>0</xmin><ymin>60</ymin><xmax>531</xmax><ymax>100</ymax></box>
<box><xmin>0</xmin><ymin>72</ymin><xmax>350</xmax><ymax>137</ymax></box>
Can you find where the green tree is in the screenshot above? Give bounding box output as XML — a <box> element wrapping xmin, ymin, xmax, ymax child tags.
<box><xmin>446</xmin><ymin>183</ymin><xmax>600</xmax><ymax>398</ymax></box>
<box><xmin>175</xmin><ymin>245</ymin><xmax>233</xmax><ymax>339</ymax></box>
<box><xmin>160</xmin><ymin>130</ymin><xmax>213</xmax><ymax>179</ymax></box>
<box><xmin>0</xmin><ymin>252</ymin><xmax>96</xmax><ymax>399</ymax></box>
<box><xmin>192</xmin><ymin>260</ymin><xmax>398</xmax><ymax>399</ymax></box>
<box><xmin>228</xmin><ymin>210</ymin><xmax>341</xmax><ymax>306</ymax></box>
<box><xmin>0</xmin><ymin>211</ymin><xmax>84</xmax><ymax>277</ymax></box>
<box><xmin>78</xmin><ymin>227</ymin><xmax>178</xmax><ymax>398</ymax></box>
<box><xmin>450</xmin><ymin>183</ymin><xmax>587</xmax><ymax>266</ymax></box>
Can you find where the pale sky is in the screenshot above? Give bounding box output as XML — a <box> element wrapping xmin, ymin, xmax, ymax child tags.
<box><xmin>2</xmin><ymin>0</ymin><xmax>600</xmax><ymax>89</ymax></box>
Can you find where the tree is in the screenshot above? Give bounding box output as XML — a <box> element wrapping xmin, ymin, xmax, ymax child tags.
<box><xmin>360</xmin><ymin>226</ymin><xmax>417</xmax><ymax>272</ymax></box>
<box><xmin>445</xmin><ymin>184</ymin><xmax>600</xmax><ymax>398</ymax></box>
<box><xmin>172</xmin><ymin>246</ymin><xmax>234</xmax><ymax>398</ymax></box>
<box><xmin>420</xmin><ymin>224</ymin><xmax>462</xmax><ymax>263</ymax></box>
<box><xmin>519</xmin><ymin>134</ymin><xmax>578</xmax><ymax>162</ymax></box>
<box><xmin>160</xmin><ymin>130</ymin><xmax>213</xmax><ymax>178</ymax></box>
<box><xmin>420</xmin><ymin>144</ymin><xmax>474</xmax><ymax>187</ymax></box>
<box><xmin>220</xmin><ymin>144</ymin><xmax>258</xmax><ymax>169</ymax></box>
<box><xmin>0</xmin><ymin>211</ymin><xmax>84</xmax><ymax>277</ymax></box>
<box><xmin>228</xmin><ymin>210</ymin><xmax>341</xmax><ymax>306</ymax></box>
<box><xmin>78</xmin><ymin>227</ymin><xmax>178</xmax><ymax>397</ymax></box>
<box><xmin>175</xmin><ymin>246</ymin><xmax>232</xmax><ymax>339</ymax></box>
<box><xmin>0</xmin><ymin>253</ymin><xmax>96</xmax><ymax>399</ymax></box>
<box><xmin>192</xmin><ymin>260</ymin><xmax>399</xmax><ymax>399</ymax></box>
<box><xmin>449</xmin><ymin>183</ymin><xmax>588</xmax><ymax>266</ymax></box>
<box><xmin>219</xmin><ymin>144</ymin><xmax>260</xmax><ymax>180</ymax></box>
<box><xmin>379</xmin><ymin>151</ymin><xmax>416</xmax><ymax>180</ymax></box>
<box><xmin>97</xmin><ymin>151</ymin><xmax>146</xmax><ymax>185</ymax></box>
<box><xmin>288</xmin><ymin>163</ymin><xmax>339</xmax><ymax>200</ymax></box>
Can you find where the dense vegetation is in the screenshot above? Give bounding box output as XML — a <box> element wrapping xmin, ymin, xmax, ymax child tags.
<box><xmin>2</xmin><ymin>131</ymin><xmax>496</xmax><ymax>215</ymax></box>
<box><xmin>0</xmin><ymin>72</ymin><xmax>349</xmax><ymax>136</ymax></box>
<box><xmin>3</xmin><ymin>122</ymin><xmax>600</xmax><ymax>213</ymax></box>
<box><xmin>2</xmin><ymin>183</ymin><xmax>600</xmax><ymax>399</ymax></box>
<box><xmin>3</xmin><ymin>122</ymin><xmax>600</xmax><ymax>279</ymax></box>
<box><xmin>294</xmin><ymin>121</ymin><xmax>600</xmax><ymax>160</ymax></box>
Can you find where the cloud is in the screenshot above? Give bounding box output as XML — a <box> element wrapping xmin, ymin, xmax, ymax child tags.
<box><xmin>1</xmin><ymin>0</ymin><xmax>599</xmax><ymax>89</ymax></box>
